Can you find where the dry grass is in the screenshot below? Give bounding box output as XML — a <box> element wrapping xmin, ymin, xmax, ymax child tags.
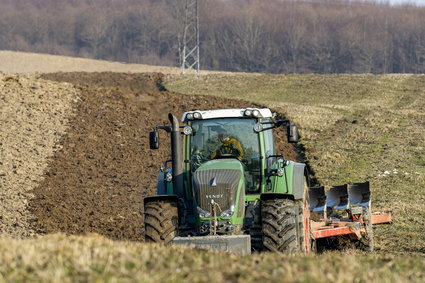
<box><xmin>0</xmin><ymin>234</ymin><xmax>424</xmax><ymax>282</ymax></box>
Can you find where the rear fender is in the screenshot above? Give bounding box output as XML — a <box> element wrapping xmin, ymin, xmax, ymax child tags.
<box><xmin>144</xmin><ymin>195</ymin><xmax>179</xmax><ymax>206</ymax></box>
<box><xmin>260</xmin><ymin>193</ymin><xmax>295</xmax><ymax>201</ymax></box>
<box><xmin>291</xmin><ymin>163</ymin><xmax>309</xmax><ymax>200</ymax></box>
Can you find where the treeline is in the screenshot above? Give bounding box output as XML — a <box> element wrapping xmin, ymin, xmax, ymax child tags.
<box><xmin>0</xmin><ymin>0</ymin><xmax>424</xmax><ymax>73</ymax></box>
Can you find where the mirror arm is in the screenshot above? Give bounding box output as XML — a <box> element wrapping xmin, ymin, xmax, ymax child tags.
<box><xmin>255</xmin><ymin>120</ymin><xmax>290</xmax><ymax>132</ymax></box>
<box><xmin>274</xmin><ymin>119</ymin><xmax>290</xmax><ymax>127</ymax></box>
<box><xmin>155</xmin><ymin>125</ymin><xmax>172</xmax><ymax>133</ymax></box>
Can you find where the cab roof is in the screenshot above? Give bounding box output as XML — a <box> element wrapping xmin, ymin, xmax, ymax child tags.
<box><xmin>181</xmin><ymin>108</ymin><xmax>273</xmax><ymax>122</ymax></box>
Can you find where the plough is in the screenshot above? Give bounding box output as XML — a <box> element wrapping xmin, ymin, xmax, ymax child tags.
<box><xmin>309</xmin><ymin>181</ymin><xmax>392</xmax><ymax>249</ymax></box>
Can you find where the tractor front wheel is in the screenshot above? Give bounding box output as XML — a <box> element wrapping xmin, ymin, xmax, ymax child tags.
<box><xmin>144</xmin><ymin>200</ymin><xmax>178</xmax><ymax>245</ymax></box>
<box><xmin>261</xmin><ymin>198</ymin><xmax>298</xmax><ymax>252</ymax></box>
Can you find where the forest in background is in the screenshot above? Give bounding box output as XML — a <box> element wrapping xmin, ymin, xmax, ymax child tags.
<box><xmin>0</xmin><ymin>0</ymin><xmax>424</xmax><ymax>74</ymax></box>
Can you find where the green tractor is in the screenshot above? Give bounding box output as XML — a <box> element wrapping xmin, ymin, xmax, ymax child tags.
<box><xmin>145</xmin><ymin>108</ymin><xmax>312</xmax><ymax>254</ymax></box>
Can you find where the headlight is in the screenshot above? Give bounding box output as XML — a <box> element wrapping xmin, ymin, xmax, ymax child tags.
<box><xmin>277</xmin><ymin>168</ymin><xmax>284</xmax><ymax>177</ymax></box>
<box><xmin>253</xmin><ymin>122</ymin><xmax>263</xmax><ymax>133</ymax></box>
<box><xmin>221</xmin><ymin>205</ymin><xmax>235</xmax><ymax>218</ymax></box>
<box><xmin>193</xmin><ymin>112</ymin><xmax>202</xmax><ymax>119</ymax></box>
<box><xmin>165</xmin><ymin>172</ymin><xmax>173</xmax><ymax>182</ymax></box>
<box><xmin>220</xmin><ymin>209</ymin><xmax>234</xmax><ymax>218</ymax></box>
<box><xmin>183</xmin><ymin>126</ymin><xmax>192</xmax><ymax>135</ymax></box>
<box><xmin>186</xmin><ymin>113</ymin><xmax>194</xmax><ymax>120</ymax></box>
<box><xmin>244</xmin><ymin>108</ymin><xmax>262</xmax><ymax>118</ymax></box>
<box><xmin>197</xmin><ymin>206</ymin><xmax>210</xmax><ymax>218</ymax></box>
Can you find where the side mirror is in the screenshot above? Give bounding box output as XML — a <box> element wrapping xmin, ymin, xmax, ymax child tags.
<box><xmin>149</xmin><ymin>131</ymin><xmax>159</xmax><ymax>149</ymax></box>
<box><xmin>287</xmin><ymin>124</ymin><xmax>299</xmax><ymax>143</ymax></box>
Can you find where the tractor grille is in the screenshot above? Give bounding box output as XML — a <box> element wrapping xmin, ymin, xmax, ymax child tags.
<box><xmin>193</xmin><ymin>169</ymin><xmax>242</xmax><ymax>212</ymax></box>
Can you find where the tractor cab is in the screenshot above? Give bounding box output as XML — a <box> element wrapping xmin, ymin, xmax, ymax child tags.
<box><xmin>181</xmin><ymin>109</ymin><xmax>298</xmax><ymax>194</ymax></box>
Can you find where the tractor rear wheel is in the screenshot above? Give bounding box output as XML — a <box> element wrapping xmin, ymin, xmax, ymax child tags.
<box><xmin>295</xmin><ymin>178</ymin><xmax>313</xmax><ymax>252</ymax></box>
<box><xmin>261</xmin><ymin>198</ymin><xmax>297</xmax><ymax>252</ymax></box>
<box><xmin>144</xmin><ymin>200</ymin><xmax>178</xmax><ymax>245</ymax></box>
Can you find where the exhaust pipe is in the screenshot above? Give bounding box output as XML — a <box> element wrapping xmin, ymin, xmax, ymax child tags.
<box><xmin>169</xmin><ymin>113</ymin><xmax>184</xmax><ymax>199</ymax></box>
<box><xmin>348</xmin><ymin>182</ymin><xmax>370</xmax><ymax>207</ymax></box>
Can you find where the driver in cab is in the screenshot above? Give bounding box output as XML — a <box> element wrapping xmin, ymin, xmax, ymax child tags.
<box><xmin>210</xmin><ymin>133</ymin><xmax>244</xmax><ymax>161</ymax></box>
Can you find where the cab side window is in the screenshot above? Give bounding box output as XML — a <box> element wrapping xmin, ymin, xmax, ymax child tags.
<box><xmin>264</xmin><ymin>127</ymin><xmax>275</xmax><ymax>157</ymax></box>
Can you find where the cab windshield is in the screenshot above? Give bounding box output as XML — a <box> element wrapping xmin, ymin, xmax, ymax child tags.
<box><xmin>189</xmin><ymin>118</ymin><xmax>261</xmax><ymax>193</ymax></box>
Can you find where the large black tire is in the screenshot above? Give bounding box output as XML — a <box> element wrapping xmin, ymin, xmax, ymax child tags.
<box><xmin>295</xmin><ymin>178</ymin><xmax>313</xmax><ymax>253</ymax></box>
<box><xmin>144</xmin><ymin>200</ymin><xmax>178</xmax><ymax>245</ymax></box>
<box><xmin>356</xmin><ymin>205</ymin><xmax>374</xmax><ymax>251</ymax></box>
<box><xmin>249</xmin><ymin>201</ymin><xmax>263</xmax><ymax>252</ymax></box>
<box><xmin>262</xmin><ymin>198</ymin><xmax>298</xmax><ymax>252</ymax></box>
<box><xmin>249</xmin><ymin>223</ymin><xmax>263</xmax><ymax>252</ymax></box>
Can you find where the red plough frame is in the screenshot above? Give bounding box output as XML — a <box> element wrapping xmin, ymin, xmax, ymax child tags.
<box><xmin>312</xmin><ymin>211</ymin><xmax>392</xmax><ymax>240</ymax></box>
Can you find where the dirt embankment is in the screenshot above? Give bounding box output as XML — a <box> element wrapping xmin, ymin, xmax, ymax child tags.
<box><xmin>18</xmin><ymin>72</ymin><xmax>297</xmax><ymax>241</ymax></box>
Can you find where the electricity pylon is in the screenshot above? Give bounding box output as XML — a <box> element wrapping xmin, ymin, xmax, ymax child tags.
<box><xmin>181</xmin><ymin>0</ymin><xmax>199</xmax><ymax>74</ymax></box>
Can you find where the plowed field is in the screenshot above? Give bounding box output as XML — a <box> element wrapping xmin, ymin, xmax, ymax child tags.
<box><xmin>1</xmin><ymin>72</ymin><xmax>297</xmax><ymax>240</ymax></box>
<box><xmin>1</xmin><ymin>55</ymin><xmax>424</xmax><ymax>282</ymax></box>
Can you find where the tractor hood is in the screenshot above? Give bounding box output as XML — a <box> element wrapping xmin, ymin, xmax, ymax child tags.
<box><xmin>196</xmin><ymin>159</ymin><xmax>245</xmax><ymax>172</ymax></box>
<box><xmin>192</xmin><ymin>159</ymin><xmax>245</xmax><ymax>219</ymax></box>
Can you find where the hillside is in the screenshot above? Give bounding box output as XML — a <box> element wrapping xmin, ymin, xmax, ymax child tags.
<box><xmin>0</xmin><ymin>52</ymin><xmax>424</xmax><ymax>281</ymax></box>
<box><xmin>0</xmin><ymin>50</ymin><xmax>181</xmax><ymax>74</ymax></box>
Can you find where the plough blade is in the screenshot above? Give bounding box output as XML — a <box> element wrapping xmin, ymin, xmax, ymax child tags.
<box><xmin>309</xmin><ymin>186</ymin><xmax>327</xmax><ymax>215</ymax></box>
<box><xmin>309</xmin><ymin>181</ymin><xmax>376</xmax><ymax>216</ymax></box>
<box><xmin>326</xmin><ymin>184</ymin><xmax>349</xmax><ymax>210</ymax></box>
<box><xmin>348</xmin><ymin>181</ymin><xmax>371</xmax><ymax>207</ymax></box>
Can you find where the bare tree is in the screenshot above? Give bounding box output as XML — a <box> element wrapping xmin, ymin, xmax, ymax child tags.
<box><xmin>0</xmin><ymin>0</ymin><xmax>424</xmax><ymax>73</ymax></box>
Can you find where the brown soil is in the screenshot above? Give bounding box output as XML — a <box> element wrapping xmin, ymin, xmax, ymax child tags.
<box><xmin>2</xmin><ymin>72</ymin><xmax>297</xmax><ymax>241</ymax></box>
<box><xmin>0</xmin><ymin>73</ymin><xmax>79</xmax><ymax>237</ymax></box>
